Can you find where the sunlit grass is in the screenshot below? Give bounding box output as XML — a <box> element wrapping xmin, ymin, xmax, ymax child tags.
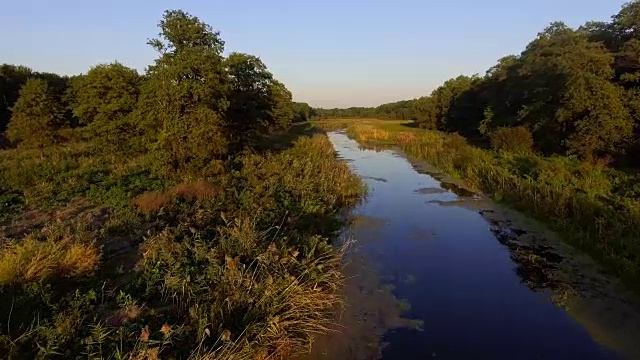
<box><xmin>0</xmin><ymin>221</ymin><xmax>99</xmax><ymax>285</ymax></box>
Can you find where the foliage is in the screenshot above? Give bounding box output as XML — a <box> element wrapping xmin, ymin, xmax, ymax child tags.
<box><xmin>0</xmin><ymin>64</ymin><xmax>33</xmax><ymax>133</ymax></box>
<box><xmin>0</xmin><ymin>65</ymin><xmax>71</xmax><ymax>135</ymax></box>
<box><xmin>6</xmin><ymin>78</ymin><xmax>66</xmax><ymax>148</ymax></box>
<box><xmin>142</xmin><ymin>10</ymin><xmax>230</xmax><ymax>176</ymax></box>
<box><xmin>68</xmin><ymin>63</ymin><xmax>139</xmax><ymax>126</ymax></box>
<box><xmin>489</xmin><ymin>127</ymin><xmax>534</xmax><ymax>154</ymax></box>
<box><xmin>518</xmin><ymin>23</ymin><xmax>633</xmax><ymax>158</ymax></box>
<box><xmin>225</xmin><ymin>52</ymin><xmax>272</xmax><ymax>149</ymax></box>
<box><xmin>292</xmin><ymin>102</ymin><xmax>316</xmax><ymax>122</ymax></box>
<box><xmin>266</xmin><ymin>79</ymin><xmax>294</xmax><ymax>131</ymax></box>
<box><xmin>66</xmin><ymin>63</ymin><xmax>141</xmax><ymax>152</ymax></box>
<box><xmin>224</xmin><ymin>52</ymin><xmax>296</xmax><ymax>148</ymax></box>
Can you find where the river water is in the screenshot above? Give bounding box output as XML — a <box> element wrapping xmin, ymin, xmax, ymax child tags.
<box><xmin>318</xmin><ymin>131</ymin><xmax>621</xmax><ymax>360</ymax></box>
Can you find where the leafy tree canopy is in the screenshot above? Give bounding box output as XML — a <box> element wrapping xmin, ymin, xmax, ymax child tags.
<box><xmin>6</xmin><ymin>78</ymin><xmax>65</xmax><ymax>148</ymax></box>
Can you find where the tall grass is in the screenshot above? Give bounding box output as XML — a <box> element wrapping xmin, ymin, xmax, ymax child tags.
<box><xmin>0</xmin><ymin>221</ymin><xmax>99</xmax><ymax>285</ymax></box>
<box><xmin>0</xmin><ymin>133</ymin><xmax>363</xmax><ymax>358</ymax></box>
<box><xmin>348</xmin><ymin>123</ymin><xmax>640</xmax><ymax>287</ymax></box>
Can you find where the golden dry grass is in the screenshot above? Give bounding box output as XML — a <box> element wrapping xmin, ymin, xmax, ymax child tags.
<box><xmin>350</xmin><ymin>124</ymin><xmax>391</xmax><ymax>142</ymax></box>
<box><xmin>133</xmin><ymin>180</ymin><xmax>218</xmax><ymax>213</ymax></box>
<box><xmin>0</xmin><ymin>226</ymin><xmax>99</xmax><ymax>285</ymax></box>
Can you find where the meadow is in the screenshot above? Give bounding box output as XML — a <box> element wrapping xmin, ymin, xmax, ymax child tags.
<box><xmin>0</xmin><ymin>123</ymin><xmax>364</xmax><ymax>359</ymax></box>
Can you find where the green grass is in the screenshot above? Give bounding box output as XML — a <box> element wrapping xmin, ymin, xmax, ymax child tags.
<box><xmin>0</xmin><ymin>129</ymin><xmax>363</xmax><ymax>358</ymax></box>
<box><xmin>324</xmin><ymin>118</ymin><xmax>640</xmax><ymax>291</ymax></box>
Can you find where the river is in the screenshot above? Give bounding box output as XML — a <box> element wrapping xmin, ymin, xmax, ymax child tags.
<box><xmin>300</xmin><ymin>131</ymin><xmax>640</xmax><ymax>360</ymax></box>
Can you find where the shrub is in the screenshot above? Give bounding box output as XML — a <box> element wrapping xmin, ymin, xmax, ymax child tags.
<box><xmin>490</xmin><ymin>126</ymin><xmax>534</xmax><ymax>154</ymax></box>
<box><xmin>444</xmin><ymin>132</ymin><xmax>469</xmax><ymax>152</ymax></box>
<box><xmin>6</xmin><ymin>78</ymin><xmax>66</xmax><ymax>148</ymax></box>
<box><xmin>68</xmin><ymin>63</ymin><xmax>140</xmax><ymax>127</ymax></box>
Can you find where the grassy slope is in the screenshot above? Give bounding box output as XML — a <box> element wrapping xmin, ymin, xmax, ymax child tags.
<box><xmin>314</xmin><ymin>118</ymin><xmax>640</xmax><ymax>292</ymax></box>
<box><xmin>0</xmin><ymin>123</ymin><xmax>363</xmax><ymax>359</ymax></box>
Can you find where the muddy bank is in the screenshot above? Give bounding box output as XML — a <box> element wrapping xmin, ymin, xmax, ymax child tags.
<box><xmin>294</xmin><ymin>226</ymin><xmax>420</xmax><ymax>360</ymax></box>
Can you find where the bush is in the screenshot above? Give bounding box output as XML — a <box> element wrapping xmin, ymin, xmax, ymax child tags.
<box><xmin>6</xmin><ymin>78</ymin><xmax>66</xmax><ymax>148</ymax></box>
<box><xmin>490</xmin><ymin>126</ymin><xmax>534</xmax><ymax>154</ymax></box>
<box><xmin>444</xmin><ymin>132</ymin><xmax>469</xmax><ymax>152</ymax></box>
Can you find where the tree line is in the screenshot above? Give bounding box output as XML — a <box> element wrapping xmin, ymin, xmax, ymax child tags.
<box><xmin>0</xmin><ymin>10</ymin><xmax>315</xmax><ymax>174</ymax></box>
<box><xmin>318</xmin><ymin>1</ymin><xmax>640</xmax><ymax>165</ymax></box>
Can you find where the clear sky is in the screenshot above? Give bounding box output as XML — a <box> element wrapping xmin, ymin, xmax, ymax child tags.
<box><xmin>0</xmin><ymin>0</ymin><xmax>629</xmax><ymax>107</ymax></box>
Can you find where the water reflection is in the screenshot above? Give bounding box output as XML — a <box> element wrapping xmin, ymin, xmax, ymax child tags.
<box><xmin>325</xmin><ymin>131</ymin><xmax>620</xmax><ymax>360</ymax></box>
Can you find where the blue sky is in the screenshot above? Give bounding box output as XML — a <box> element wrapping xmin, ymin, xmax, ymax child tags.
<box><xmin>0</xmin><ymin>0</ymin><xmax>629</xmax><ymax>107</ymax></box>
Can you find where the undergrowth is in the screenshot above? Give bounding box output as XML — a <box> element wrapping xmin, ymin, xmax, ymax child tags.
<box><xmin>0</xmin><ymin>131</ymin><xmax>363</xmax><ymax>359</ymax></box>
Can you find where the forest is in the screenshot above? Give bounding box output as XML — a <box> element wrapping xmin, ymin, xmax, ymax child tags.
<box><xmin>318</xmin><ymin>1</ymin><xmax>640</xmax><ymax>166</ymax></box>
<box><xmin>0</xmin><ymin>10</ymin><xmax>362</xmax><ymax>358</ymax></box>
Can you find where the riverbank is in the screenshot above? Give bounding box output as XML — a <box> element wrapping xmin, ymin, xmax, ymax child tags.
<box><xmin>404</xmin><ymin>154</ymin><xmax>640</xmax><ymax>358</ymax></box>
<box><xmin>314</xmin><ymin>119</ymin><xmax>640</xmax><ymax>293</ymax></box>
<box><xmin>307</xmin><ymin>131</ymin><xmax>629</xmax><ymax>359</ymax></box>
<box><xmin>0</xmin><ymin>126</ymin><xmax>364</xmax><ymax>358</ymax></box>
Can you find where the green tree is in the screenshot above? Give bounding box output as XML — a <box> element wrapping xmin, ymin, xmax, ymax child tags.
<box><xmin>67</xmin><ymin>63</ymin><xmax>140</xmax><ymax>150</ymax></box>
<box><xmin>140</xmin><ymin>10</ymin><xmax>229</xmax><ymax>176</ymax></box>
<box><xmin>481</xmin><ymin>55</ymin><xmax>526</xmax><ymax>132</ymax></box>
<box><xmin>517</xmin><ymin>22</ymin><xmax>633</xmax><ymax>158</ymax></box>
<box><xmin>414</xmin><ymin>96</ymin><xmax>438</xmax><ymax>129</ymax></box>
<box><xmin>225</xmin><ymin>52</ymin><xmax>273</xmax><ymax>148</ymax></box>
<box><xmin>611</xmin><ymin>1</ymin><xmax>640</xmax><ymax>46</ymax></box>
<box><xmin>6</xmin><ymin>78</ymin><xmax>65</xmax><ymax>148</ymax></box>
<box><xmin>421</xmin><ymin>75</ymin><xmax>479</xmax><ymax>133</ymax></box>
<box><xmin>0</xmin><ymin>65</ymin><xmax>34</xmax><ymax>133</ymax></box>
<box><xmin>293</xmin><ymin>102</ymin><xmax>312</xmax><ymax>122</ymax></box>
<box><xmin>267</xmin><ymin>79</ymin><xmax>294</xmax><ymax>131</ymax></box>
<box><xmin>69</xmin><ymin>63</ymin><xmax>140</xmax><ymax>127</ymax></box>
